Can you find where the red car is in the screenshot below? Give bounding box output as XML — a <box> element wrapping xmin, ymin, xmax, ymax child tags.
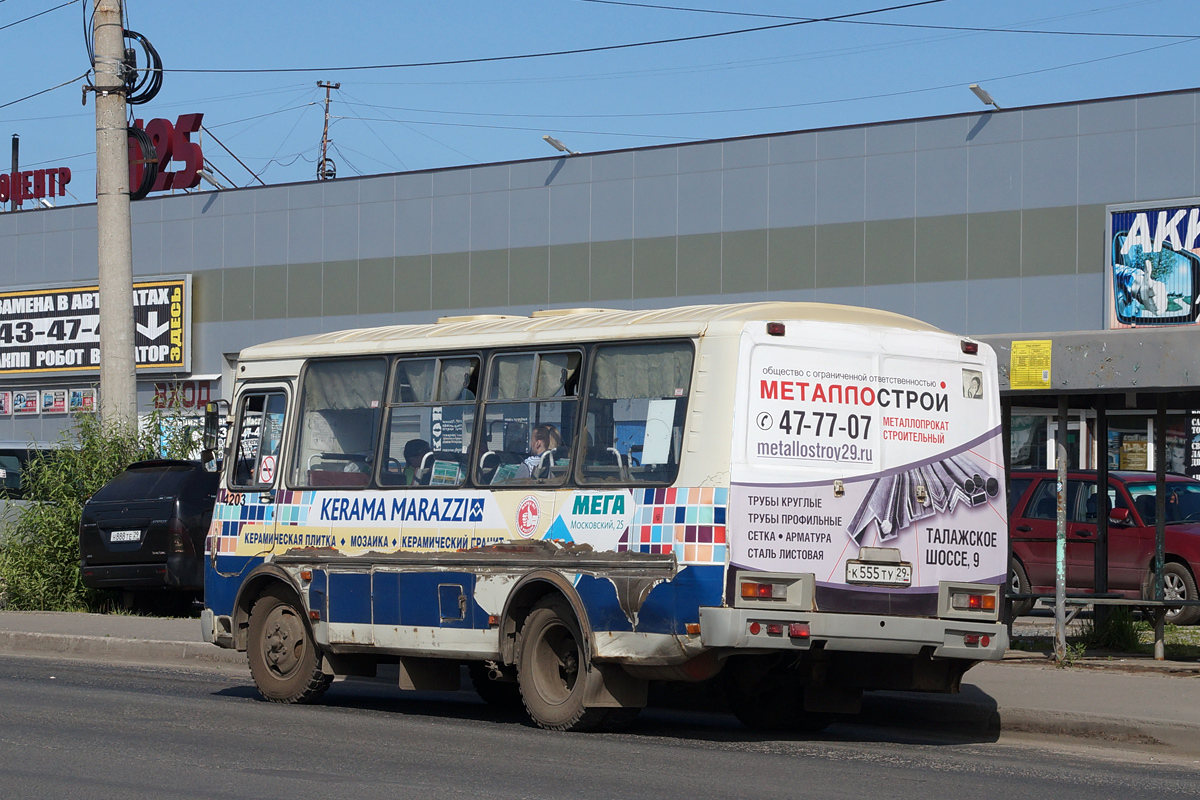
<box><xmin>1008</xmin><ymin>470</ymin><xmax>1200</xmax><ymax>625</ymax></box>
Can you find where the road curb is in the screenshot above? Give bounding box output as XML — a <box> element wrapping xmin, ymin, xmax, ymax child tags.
<box><xmin>0</xmin><ymin>630</ymin><xmax>245</xmax><ymax>668</ymax></box>
<box><xmin>863</xmin><ymin>690</ymin><xmax>1200</xmax><ymax>758</ymax></box>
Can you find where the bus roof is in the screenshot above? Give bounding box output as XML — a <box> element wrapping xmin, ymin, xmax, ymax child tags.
<box><xmin>238</xmin><ymin>301</ymin><xmax>946</xmax><ymax>362</ymax></box>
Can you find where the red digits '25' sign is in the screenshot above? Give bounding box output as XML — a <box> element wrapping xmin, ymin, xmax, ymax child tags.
<box><xmin>129</xmin><ymin>113</ymin><xmax>204</xmax><ymax>193</ymax></box>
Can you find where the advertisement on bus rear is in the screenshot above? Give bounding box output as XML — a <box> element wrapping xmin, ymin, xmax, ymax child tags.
<box><xmin>727</xmin><ymin>322</ymin><xmax>1007</xmax><ymax>596</ymax></box>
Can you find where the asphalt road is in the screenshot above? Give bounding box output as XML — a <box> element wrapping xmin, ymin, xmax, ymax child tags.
<box><xmin>2</xmin><ymin>654</ymin><xmax>1199</xmax><ymax>799</ymax></box>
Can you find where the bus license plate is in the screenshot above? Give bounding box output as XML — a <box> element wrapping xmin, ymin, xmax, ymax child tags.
<box><xmin>109</xmin><ymin>530</ymin><xmax>142</xmax><ymax>543</ymax></box>
<box><xmin>846</xmin><ymin>560</ymin><xmax>912</xmax><ymax>587</ymax></box>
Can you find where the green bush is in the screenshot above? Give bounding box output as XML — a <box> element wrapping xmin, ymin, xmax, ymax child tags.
<box><xmin>0</xmin><ymin>409</ymin><xmax>198</xmax><ymax>612</ymax></box>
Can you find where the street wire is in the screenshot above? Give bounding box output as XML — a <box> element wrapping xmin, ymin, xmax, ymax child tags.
<box><xmin>160</xmin><ymin>1</ymin><xmax>944</xmax><ymax>74</ymax></box>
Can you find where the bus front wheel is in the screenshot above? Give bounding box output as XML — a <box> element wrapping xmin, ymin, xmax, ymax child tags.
<box><xmin>517</xmin><ymin>595</ymin><xmax>612</xmax><ymax>732</ymax></box>
<box><xmin>247</xmin><ymin>584</ymin><xmax>332</xmax><ymax>704</ymax></box>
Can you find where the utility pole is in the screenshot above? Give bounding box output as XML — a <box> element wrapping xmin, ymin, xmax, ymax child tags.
<box><xmin>316</xmin><ymin>81</ymin><xmax>340</xmax><ymax>180</ymax></box>
<box><xmin>93</xmin><ymin>0</ymin><xmax>137</xmax><ymax>427</ymax></box>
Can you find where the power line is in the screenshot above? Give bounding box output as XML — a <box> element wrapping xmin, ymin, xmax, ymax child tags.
<box><xmin>577</xmin><ymin>0</ymin><xmax>1195</xmax><ymax>38</ymax></box>
<box><xmin>0</xmin><ymin>0</ymin><xmax>78</xmax><ymax>33</ymax></box>
<box><xmin>0</xmin><ymin>72</ymin><xmax>88</xmax><ymax>111</ymax></box>
<box><xmin>330</xmin><ymin>32</ymin><xmax>1197</xmax><ymax>127</ymax></box>
<box><xmin>337</xmin><ymin>2</ymin><xmax>1169</xmax><ymax>90</ymax></box>
<box><xmin>329</xmin><ymin>34</ymin><xmax>1199</xmax><ymax>143</ymax></box>
<box><xmin>335</xmin><ymin>89</ymin><xmax>411</xmax><ymax>171</ymax></box>
<box><xmin>200</xmin><ymin>125</ymin><xmax>267</xmax><ymax>186</ymax></box>
<box><xmin>203</xmin><ymin>103</ymin><xmax>317</xmax><ymax>130</ymax></box>
<box><xmin>331</xmin><ymin>113</ymin><xmax>705</xmax><ymax>141</ymax></box>
<box><xmin>161</xmin><ymin>0</ymin><xmax>944</xmax><ymax>74</ymax></box>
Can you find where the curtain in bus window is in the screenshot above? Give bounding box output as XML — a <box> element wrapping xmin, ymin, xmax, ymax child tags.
<box><xmin>438</xmin><ymin>357</ymin><xmax>480</xmax><ymax>402</ymax></box>
<box><xmin>489</xmin><ymin>354</ymin><xmax>535</xmax><ymax>400</ymax></box>
<box><xmin>591</xmin><ymin>343</ymin><xmax>692</xmax><ymax>399</ymax></box>
<box><xmin>581</xmin><ymin>342</ymin><xmax>693</xmax><ymax>485</ymax></box>
<box><xmin>536</xmin><ymin>352</ymin><xmax>581</xmax><ymax>397</ymax></box>
<box><xmin>394</xmin><ymin>359</ymin><xmax>435</xmax><ymax>404</ymax></box>
<box><xmin>294</xmin><ymin>359</ymin><xmax>387</xmax><ymax>488</ymax></box>
<box><xmin>478</xmin><ymin>351</ymin><xmax>581</xmax><ymax>486</ymax></box>
<box><xmin>380</xmin><ymin>356</ymin><xmax>478</xmax><ymax>488</ymax></box>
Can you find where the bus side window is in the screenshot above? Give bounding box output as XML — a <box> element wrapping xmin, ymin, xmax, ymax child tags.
<box><xmin>476</xmin><ymin>350</ymin><xmax>581</xmax><ymax>486</ymax></box>
<box><xmin>231</xmin><ymin>391</ymin><xmax>287</xmax><ymax>489</ymax></box>
<box><xmin>379</xmin><ymin>356</ymin><xmax>477</xmax><ymax>487</ymax></box>
<box><xmin>579</xmin><ymin>342</ymin><xmax>693</xmax><ymax>486</ymax></box>
<box><xmin>291</xmin><ymin>358</ymin><xmax>387</xmax><ymax>489</ymax></box>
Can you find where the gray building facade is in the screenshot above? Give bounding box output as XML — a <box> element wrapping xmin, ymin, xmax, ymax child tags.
<box><xmin>2</xmin><ymin>87</ymin><xmax>1198</xmax><ymax>461</ymax></box>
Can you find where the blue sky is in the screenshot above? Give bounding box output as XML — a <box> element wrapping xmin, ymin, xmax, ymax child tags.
<box><xmin>4</xmin><ymin>0</ymin><xmax>1200</xmax><ymax>202</ymax></box>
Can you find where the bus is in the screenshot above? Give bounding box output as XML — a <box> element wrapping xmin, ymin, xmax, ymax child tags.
<box><xmin>201</xmin><ymin>302</ymin><xmax>1009</xmax><ymax>732</ymax></box>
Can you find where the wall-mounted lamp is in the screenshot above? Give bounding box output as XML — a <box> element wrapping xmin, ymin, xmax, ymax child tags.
<box><xmin>198</xmin><ymin>170</ymin><xmax>227</xmax><ymax>190</ymax></box>
<box><xmin>969</xmin><ymin>84</ymin><xmax>1001</xmax><ymax>110</ymax></box>
<box><xmin>543</xmin><ymin>135</ymin><xmax>580</xmax><ymax>156</ymax></box>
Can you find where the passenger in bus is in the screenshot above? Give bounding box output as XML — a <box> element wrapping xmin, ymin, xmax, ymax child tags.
<box><xmin>517</xmin><ymin>424</ymin><xmax>562</xmax><ymax>479</ymax></box>
<box><xmin>403</xmin><ymin>438</ymin><xmax>431</xmax><ymax>485</ymax></box>
<box><xmin>458</xmin><ymin>363</ymin><xmax>479</xmax><ymax>400</ymax></box>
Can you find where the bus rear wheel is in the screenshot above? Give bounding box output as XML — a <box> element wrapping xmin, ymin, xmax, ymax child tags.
<box><xmin>247</xmin><ymin>585</ymin><xmax>332</xmax><ymax>704</ymax></box>
<box><xmin>517</xmin><ymin>595</ymin><xmax>612</xmax><ymax>732</ymax></box>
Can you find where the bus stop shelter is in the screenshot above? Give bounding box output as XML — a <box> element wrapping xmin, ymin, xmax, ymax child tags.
<box><xmin>980</xmin><ymin>326</ymin><xmax>1200</xmax><ymax>658</ymax></box>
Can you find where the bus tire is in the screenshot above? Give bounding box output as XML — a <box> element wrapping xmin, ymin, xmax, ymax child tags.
<box><xmin>247</xmin><ymin>584</ymin><xmax>332</xmax><ymax>704</ymax></box>
<box><xmin>517</xmin><ymin>595</ymin><xmax>610</xmax><ymax>732</ymax></box>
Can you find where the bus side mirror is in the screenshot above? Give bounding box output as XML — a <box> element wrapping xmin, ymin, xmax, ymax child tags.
<box><xmin>202</xmin><ymin>401</ymin><xmax>220</xmax><ymax>451</ymax></box>
<box><xmin>1109</xmin><ymin>507</ymin><xmax>1131</xmax><ymax>526</ymax></box>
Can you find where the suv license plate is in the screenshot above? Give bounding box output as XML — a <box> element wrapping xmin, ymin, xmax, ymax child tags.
<box><xmin>109</xmin><ymin>530</ymin><xmax>142</xmax><ymax>543</ymax></box>
<box><xmin>846</xmin><ymin>560</ymin><xmax>912</xmax><ymax>587</ymax></box>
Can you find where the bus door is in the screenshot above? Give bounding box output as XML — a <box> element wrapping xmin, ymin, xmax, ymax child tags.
<box><xmin>222</xmin><ymin>387</ymin><xmax>290</xmax><ymax>573</ymax></box>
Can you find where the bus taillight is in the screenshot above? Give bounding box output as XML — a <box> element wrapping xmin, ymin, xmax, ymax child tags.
<box><xmin>741</xmin><ymin>581</ymin><xmax>787</xmax><ymax>600</ymax></box>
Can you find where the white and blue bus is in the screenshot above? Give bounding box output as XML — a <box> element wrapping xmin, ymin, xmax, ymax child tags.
<box><xmin>201</xmin><ymin>302</ymin><xmax>1008</xmax><ymax>731</ymax></box>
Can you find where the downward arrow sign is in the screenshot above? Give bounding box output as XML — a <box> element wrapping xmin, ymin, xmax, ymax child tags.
<box><xmin>137</xmin><ymin>311</ymin><xmax>170</xmax><ymax>341</ymax></box>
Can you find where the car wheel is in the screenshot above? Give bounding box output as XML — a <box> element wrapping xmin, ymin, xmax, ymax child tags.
<box><xmin>517</xmin><ymin>595</ymin><xmax>613</xmax><ymax>732</ymax></box>
<box><xmin>1009</xmin><ymin>559</ymin><xmax>1034</xmax><ymax>618</ymax></box>
<box><xmin>1162</xmin><ymin>563</ymin><xmax>1200</xmax><ymax>626</ymax></box>
<box><xmin>247</xmin><ymin>584</ymin><xmax>332</xmax><ymax>703</ymax></box>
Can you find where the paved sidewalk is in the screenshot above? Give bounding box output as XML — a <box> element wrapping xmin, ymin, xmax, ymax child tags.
<box><xmin>2</xmin><ymin>610</ymin><xmax>1199</xmax><ymax>757</ymax></box>
<box><xmin>0</xmin><ymin>610</ymin><xmax>243</xmax><ymax>668</ymax></box>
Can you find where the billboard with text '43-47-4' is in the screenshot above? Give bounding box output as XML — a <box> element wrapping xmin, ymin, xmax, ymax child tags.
<box><xmin>0</xmin><ymin>276</ymin><xmax>190</xmax><ymax>377</ymax></box>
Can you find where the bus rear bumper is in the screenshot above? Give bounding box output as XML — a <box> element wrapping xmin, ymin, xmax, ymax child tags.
<box><xmin>699</xmin><ymin>607</ymin><xmax>1008</xmax><ymax>662</ymax></box>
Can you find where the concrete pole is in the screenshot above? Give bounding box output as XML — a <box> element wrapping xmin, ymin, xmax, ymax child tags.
<box><xmin>1054</xmin><ymin>441</ymin><xmax>1068</xmax><ymax>663</ymax></box>
<box><xmin>93</xmin><ymin>0</ymin><xmax>137</xmax><ymax>427</ymax></box>
<box><xmin>1054</xmin><ymin>395</ymin><xmax>1068</xmax><ymax>663</ymax></box>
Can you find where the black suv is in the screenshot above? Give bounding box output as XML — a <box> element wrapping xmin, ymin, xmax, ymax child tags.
<box><xmin>79</xmin><ymin>460</ymin><xmax>219</xmax><ymax>612</ymax></box>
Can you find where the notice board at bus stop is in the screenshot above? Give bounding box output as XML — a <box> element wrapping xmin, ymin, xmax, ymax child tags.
<box><xmin>0</xmin><ymin>275</ymin><xmax>190</xmax><ymax>377</ymax></box>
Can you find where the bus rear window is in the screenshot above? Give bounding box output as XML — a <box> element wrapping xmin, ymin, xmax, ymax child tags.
<box><xmin>579</xmin><ymin>341</ymin><xmax>693</xmax><ymax>485</ymax></box>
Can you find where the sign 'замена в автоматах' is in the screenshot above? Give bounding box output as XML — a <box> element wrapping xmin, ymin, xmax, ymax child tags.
<box><xmin>0</xmin><ymin>277</ymin><xmax>190</xmax><ymax>376</ymax></box>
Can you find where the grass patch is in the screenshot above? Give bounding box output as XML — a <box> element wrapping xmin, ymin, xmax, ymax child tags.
<box><xmin>1080</xmin><ymin>606</ymin><xmax>1141</xmax><ymax>652</ymax></box>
